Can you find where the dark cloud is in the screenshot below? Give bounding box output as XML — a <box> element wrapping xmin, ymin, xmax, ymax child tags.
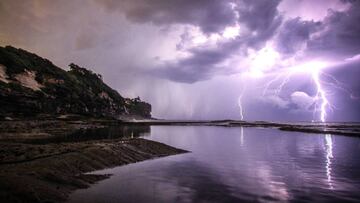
<box><xmin>95</xmin><ymin>0</ymin><xmax>237</xmax><ymax>34</ymax></box>
<box><xmin>1</xmin><ymin>0</ymin><xmax>285</xmax><ymax>84</ymax></box>
<box><xmin>275</xmin><ymin>18</ymin><xmax>321</xmax><ymax>54</ymax></box>
<box><xmin>307</xmin><ymin>1</ymin><xmax>360</xmax><ymax>59</ymax></box>
<box><xmin>153</xmin><ymin>37</ymin><xmax>246</xmax><ymax>83</ymax></box>
<box><xmin>143</xmin><ymin>0</ymin><xmax>283</xmax><ymax>83</ymax></box>
<box><xmin>237</xmin><ymin>0</ymin><xmax>283</xmax><ymax>48</ymax></box>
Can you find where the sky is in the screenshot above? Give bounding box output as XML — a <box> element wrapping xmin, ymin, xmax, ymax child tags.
<box><xmin>0</xmin><ymin>0</ymin><xmax>360</xmax><ymax>122</ymax></box>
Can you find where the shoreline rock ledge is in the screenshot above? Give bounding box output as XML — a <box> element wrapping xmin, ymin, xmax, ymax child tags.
<box><xmin>0</xmin><ymin>138</ymin><xmax>188</xmax><ymax>202</ymax></box>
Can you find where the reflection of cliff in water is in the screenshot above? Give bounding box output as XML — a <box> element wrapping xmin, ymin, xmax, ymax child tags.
<box><xmin>26</xmin><ymin>125</ymin><xmax>151</xmax><ymax>144</ymax></box>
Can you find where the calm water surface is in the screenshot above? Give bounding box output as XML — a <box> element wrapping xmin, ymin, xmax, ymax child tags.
<box><xmin>69</xmin><ymin>126</ymin><xmax>360</xmax><ymax>202</ymax></box>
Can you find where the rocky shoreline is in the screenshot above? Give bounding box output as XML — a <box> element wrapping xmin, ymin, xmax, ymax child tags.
<box><xmin>0</xmin><ymin>118</ymin><xmax>187</xmax><ymax>202</ymax></box>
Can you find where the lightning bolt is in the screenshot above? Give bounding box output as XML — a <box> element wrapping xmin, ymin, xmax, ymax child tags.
<box><xmin>240</xmin><ymin>59</ymin><xmax>355</xmax><ymax>124</ymax></box>
<box><xmin>312</xmin><ymin>68</ymin><xmax>334</xmax><ymax>189</ymax></box>
<box><xmin>260</xmin><ymin>64</ymin><xmax>347</xmax><ymax>123</ymax></box>
<box><xmin>265</xmin><ymin>72</ymin><xmax>293</xmax><ymax>98</ymax></box>
<box><xmin>238</xmin><ymin>77</ymin><xmax>246</xmax><ymax>120</ymax></box>
<box><xmin>312</xmin><ymin>69</ymin><xmax>329</xmax><ymax>122</ymax></box>
<box><xmin>238</xmin><ymin>95</ymin><xmax>244</xmax><ymax>120</ymax></box>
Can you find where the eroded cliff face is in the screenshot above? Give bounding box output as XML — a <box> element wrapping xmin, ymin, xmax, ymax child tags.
<box><xmin>0</xmin><ymin>46</ymin><xmax>151</xmax><ymax>119</ymax></box>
